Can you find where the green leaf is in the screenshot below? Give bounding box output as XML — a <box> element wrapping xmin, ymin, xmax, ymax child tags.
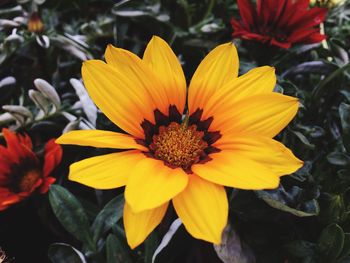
<box><xmin>339</xmin><ymin>233</ymin><xmax>350</xmax><ymax>259</ymax></box>
<box><xmin>282</xmin><ymin>61</ymin><xmax>335</xmax><ymax>77</ymax></box>
<box><xmin>319</xmin><ymin>194</ymin><xmax>343</xmax><ymax>223</ymax></box>
<box><xmin>49</xmin><ymin>185</ymin><xmax>95</xmax><ymax>251</ymax></box>
<box><xmin>285</xmin><ymin>240</ymin><xmax>316</xmax><ymax>258</ymax></box>
<box><xmin>48</xmin><ymin>243</ymin><xmax>86</xmax><ymax>263</ymax></box>
<box><xmin>337</xmin><ymin>256</ymin><xmax>350</xmax><ymax>263</ymax></box>
<box><xmin>214</xmin><ymin>224</ymin><xmax>255</xmax><ymax>263</ymax></box>
<box><xmin>312</xmin><ymin>63</ymin><xmax>350</xmax><ymax>102</ymax></box>
<box><xmin>255</xmin><ymin>188</ymin><xmax>319</xmax><ymax>217</ymax></box>
<box><xmin>290</xmin><ymin>130</ymin><xmax>315</xmax><ymax>149</ymax></box>
<box><xmin>317</xmin><ymin>224</ymin><xmax>345</xmax><ymax>263</ymax></box>
<box><xmin>91</xmin><ymin>194</ymin><xmax>124</xmax><ymax>243</ymax></box>
<box><xmin>339</xmin><ymin>103</ymin><xmax>350</xmax><ymax>151</ymax></box>
<box><xmin>144</xmin><ymin>232</ymin><xmax>159</xmax><ymax>263</ymax></box>
<box><xmin>327</xmin><ymin>152</ymin><xmax>350</xmax><ymax>166</ymax></box>
<box><xmin>106</xmin><ymin>234</ymin><xmax>132</xmax><ymax>263</ymax></box>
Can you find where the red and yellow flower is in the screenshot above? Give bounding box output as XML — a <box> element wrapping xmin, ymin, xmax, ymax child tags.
<box><xmin>0</xmin><ymin>129</ymin><xmax>62</xmax><ymax>211</ymax></box>
<box><xmin>57</xmin><ymin>36</ymin><xmax>303</xmax><ymax>248</ymax></box>
<box><xmin>231</xmin><ymin>0</ymin><xmax>327</xmax><ymax>49</ymax></box>
<box><xmin>27</xmin><ymin>12</ymin><xmax>44</xmax><ymax>33</ymax></box>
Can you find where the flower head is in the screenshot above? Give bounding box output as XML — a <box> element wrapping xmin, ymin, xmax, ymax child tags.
<box><xmin>57</xmin><ymin>36</ymin><xmax>303</xmax><ymax>248</ymax></box>
<box><xmin>0</xmin><ymin>129</ymin><xmax>62</xmax><ymax>211</ymax></box>
<box><xmin>231</xmin><ymin>0</ymin><xmax>327</xmax><ymax>48</ymax></box>
<box><xmin>27</xmin><ymin>12</ymin><xmax>44</xmax><ymax>33</ymax></box>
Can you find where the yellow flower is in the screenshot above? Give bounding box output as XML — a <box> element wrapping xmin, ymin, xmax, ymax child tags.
<box><xmin>56</xmin><ymin>36</ymin><xmax>303</xmax><ymax>248</ymax></box>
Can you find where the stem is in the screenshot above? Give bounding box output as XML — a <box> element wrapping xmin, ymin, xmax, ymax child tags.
<box><xmin>320</xmin><ymin>22</ymin><xmax>332</xmax><ymax>62</ymax></box>
<box><xmin>203</xmin><ymin>0</ymin><xmax>215</xmax><ymax>20</ymax></box>
<box><xmin>0</xmin><ymin>106</ymin><xmax>72</xmax><ymax>139</ymax></box>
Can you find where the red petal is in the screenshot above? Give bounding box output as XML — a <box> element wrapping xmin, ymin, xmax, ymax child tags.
<box><xmin>42</xmin><ymin>139</ymin><xmax>62</xmax><ymax>177</ymax></box>
<box><xmin>237</xmin><ymin>0</ymin><xmax>256</xmax><ymax>28</ymax></box>
<box><xmin>18</xmin><ymin>133</ymin><xmax>33</xmax><ymax>150</ymax></box>
<box><xmin>291</xmin><ymin>7</ymin><xmax>327</xmax><ymax>29</ymax></box>
<box><xmin>304</xmin><ymin>32</ymin><xmax>327</xmax><ymax>43</ymax></box>
<box><xmin>0</xmin><ymin>193</ymin><xmax>20</xmax><ymax>206</ymax></box>
<box><xmin>0</xmin><ymin>205</ymin><xmax>8</xmax><ymax>211</ymax></box>
<box><xmin>270</xmin><ymin>38</ymin><xmax>292</xmax><ymax>49</ymax></box>
<box><xmin>287</xmin><ymin>28</ymin><xmax>320</xmax><ymax>43</ymax></box>
<box><xmin>0</xmin><ymin>186</ymin><xmax>26</xmax><ymax>210</ymax></box>
<box><xmin>274</xmin><ymin>0</ymin><xmax>288</xmax><ymax>24</ymax></box>
<box><xmin>231</xmin><ymin>17</ymin><xmax>244</xmax><ymax>30</ymax></box>
<box><xmin>241</xmin><ymin>32</ymin><xmax>269</xmax><ymax>42</ymax></box>
<box><xmin>296</xmin><ymin>0</ymin><xmax>310</xmax><ymax>10</ymax></box>
<box><xmin>277</xmin><ymin>0</ymin><xmax>298</xmax><ymax>28</ymax></box>
<box><xmin>2</xmin><ymin>128</ymin><xmax>35</xmax><ymax>163</ymax></box>
<box><xmin>39</xmin><ymin>177</ymin><xmax>56</xmax><ymax>194</ymax></box>
<box><xmin>0</xmin><ymin>186</ymin><xmax>11</xmax><ymax>195</ymax></box>
<box><xmin>257</xmin><ymin>0</ymin><xmax>270</xmax><ymax>24</ymax></box>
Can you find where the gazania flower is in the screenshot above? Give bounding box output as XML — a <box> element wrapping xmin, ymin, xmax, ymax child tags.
<box><xmin>27</xmin><ymin>12</ymin><xmax>44</xmax><ymax>33</ymax></box>
<box><xmin>57</xmin><ymin>36</ymin><xmax>303</xmax><ymax>248</ymax></box>
<box><xmin>231</xmin><ymin>0</ymin><xmax>327</xmax><ymax>49</ymax></box>
<box><xmin>0</xmin><ymin>129</ymin><xmax>62</xmax><ymax>211</ymax></box>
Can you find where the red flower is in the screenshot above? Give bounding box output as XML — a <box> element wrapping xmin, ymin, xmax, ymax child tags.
<box><xmin>231</xmin><ymin>0</ymin><xmax>327</xmax><ymax>49</ymax></box>
<box><xmin>0</xmin><ymin>129</ymin><xmax>62</xmax><ymax>211</ymax></box>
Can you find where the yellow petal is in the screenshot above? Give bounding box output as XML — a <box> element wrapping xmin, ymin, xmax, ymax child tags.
<box><xmin>203</xmin><ymin>66</ymin><xmax>276</xmax><ymax>119</ymax></box>
<box><xmin>124</xmin><ymin>202</ymin><xmax>168</xmax><ymax>249</ymax></box>
<box><xmin>143</xmin><ymin>36</ymin><xmax>187</xmax><ymax>115</ymax></box>
<box><xmin>214</xmin><ymin>135</ymin><xmax>303</xmax><ymax>176</ymax></box>
<box><xmin>105</xmin><ymin>45</ymin><xmax>169</xmax><ymax>115</ymax></box>
<box><xmin>188</xmin><ymin>43</ymin><xmax>239</xmax><ymax>115</ymax></box>
<box><xmin>210</xmin><ymin>93</ymin><xmax>299</xmax><ymax>138</ymax></box>
<box><xmin>69</xmin><ymin>150</ymin><xmax>145</xmax><ymax>189</ymax></box>
<box><xmin>192</xmin><ymin>152</ymin><xmax>279</xmax><ymax>189</ymax></box>
<box><xmin>173</xmin><ymin>174</ymin><xmax>228</xmax><ymax>244</ymax></box>
<box><xmin>56</xmin><ymin>130</ymin><xmax>147</xmax><ymax>151</ymax></box>
<box><xmin>125</xmin><ymin>157</ymin><xmax>188</xmax><ymax>212</ymax></box>
<box><xmin>82</xmin><ymin>60</ymin><xmax>155</xmax><ymax>138</ymax></box>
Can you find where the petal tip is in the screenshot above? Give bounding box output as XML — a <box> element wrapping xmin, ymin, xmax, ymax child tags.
<box><xmin>265</xmin><ymin>179</ymin><xmax>280</xmax><ymax>190</ymax></box>
<box><xmin>127</xmin><ymin>240</ymin><xmax>139</xmax><ymax>250</ymax></box>
<box><xmin>54</xmin><ymin>137</ymin><xmax>62</xmax><ymax>144</ymax></box>
<box><xmin>151</xmin><ymin>35</ymin><xmax>160</xmax><ymax>41</ymax></box>
<box><xmin>55</xmin><ymin>132</ymin><xmax>70</xmax><ymax>145</ymax></box>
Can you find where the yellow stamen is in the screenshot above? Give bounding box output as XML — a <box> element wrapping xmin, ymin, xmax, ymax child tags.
<box><xmin>150</xmin><ymin>122</ymin><xmax>207</xmax><ymax>169</ymax></box>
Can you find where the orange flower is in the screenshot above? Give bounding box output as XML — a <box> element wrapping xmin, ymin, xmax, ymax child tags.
<box><xmin>57</xmin><ymin>36</ymin><xmax>303</xmax><ymax>248</ymax></box>
<box><xmin>0</xmin><ymin>129</ymin><xmax>62</xmax><ymax>211</ymax></box>
<box><xmin>27</xmin><ymin>12</ymin><xmax>44</xmax><ymax>33</ymax></box>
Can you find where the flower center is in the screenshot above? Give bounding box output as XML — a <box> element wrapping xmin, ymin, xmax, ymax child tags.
<box><xmin>18</xmin><ymin>170</ymin><xmax>41</xmax><ymax>192</ymax></box>
<box><xmin>150</xmin><ymin>122</ymin><xmax>208</xmax><ymax>169</ymax></box>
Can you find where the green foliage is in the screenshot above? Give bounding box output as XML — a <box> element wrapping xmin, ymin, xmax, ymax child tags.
<box><xmin>49</xmin><ymin>185</ymin><xmax>96</xmax><ymax>252</ymax></box>
<box><xmin>48</xmin><ymin>243</ymin><xmax>87</xmax><ymax>263</ymax></box>
<box><xmin>106</xmin><ymin>234</ymin><xmax>132</xmax><ymax>263</ymax></box>
<box><xmin>91</xmin><ymin>195</ymin><xmax>124</xmax><ymax>244</ymax></box>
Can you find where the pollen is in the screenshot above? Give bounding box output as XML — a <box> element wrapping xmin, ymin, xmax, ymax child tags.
<box><xmin>150</xmin><ymin>122</ymin><xmax>207</xmax><ymax>169</ymax></box>
<box><xmin>18</xmin><ymin>170</ymin><xmax>41</xmax><ymax>192</ymax></box>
